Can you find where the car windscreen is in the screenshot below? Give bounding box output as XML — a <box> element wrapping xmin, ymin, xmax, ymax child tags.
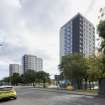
<box><xmin>0</xmin><ymin>87</ymin><xmax>13</xmax><ymax>91</ymax></box>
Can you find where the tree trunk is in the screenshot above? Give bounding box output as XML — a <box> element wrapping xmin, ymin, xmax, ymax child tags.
<box><xmin>77</xmin><ymin>79</ymin><xmax>82</xmax><ymax>89</ymax></box>
<box><xmin>33</xmin><ymin>82</ymin><xmax>35</xmax><ymax>88</ymax></box>
<box><xmin>84</xmin><ymin>78</ymin><xmax>88</xmax><ymax>90</ymax></box>
<box><xmin>92</xmin><ymin>81</ymin><xmax>94</xmax><ymax>90</ymax></box>
<box><xmin>43</xmin><ymin>80</ymin><xmax>46</xmax><ymax>88</ymax></box>
<box><xmin>71</xmin><ymin>79</ymin><xmax>78</xmax><ymax>90</ymax></box>
<box><xmin>89</xmin><ymin>81</ymin><xmax>91</xmax><ymax>90</ymax></box>
<box><xmin>71</xmin><ymin>79</ymin><xmax>82</xmax><ymax>90</ymax></box>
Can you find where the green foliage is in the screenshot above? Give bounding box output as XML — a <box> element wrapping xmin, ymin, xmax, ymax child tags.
<box><xmin>97</xmin><ymin>20</ymin><xmax>105</xmax><ymax>76</ymax></box>
<box><xmin>11</xmin><ymin>73</ymin><xmax>22</xmax><ymax>85</ymax></box>
<box><xmin>59</xmin><ymin>54</ymin><xmax>89</xmax><ymax>89</ymax></box>
<box><xmin>21</xmin><ymin>70</ymin><xmax>50</xmax><ymax>88</ymax></box>
<box><xmin>87</xmin><ymin>56</ymin><xmax>99</xmax><ymax>81</ymax></box>
<box><xmin>60</xmin><ymin>54</ymin><xmax>88</xmax><ymax>80</ymax></box>
<box><xmin>98</xmin><ymin>20</ymin><xmax>105</xmax><ymax>39</ymax></box>
<box><xmin>36</xmin><ymin>71</ymin><xmax>50</xmax><ymax>88</ymax></box>
<box><xmin>22</xmin><ymin>70</ymin><xmax>36</xmax><ymax>84</ymax></box>
<box><xmin>59</xmin><ymin>54</ymin><xmax>105</xmax><ymax>89</ymax></box>
<box><xmin>2</xmin><ymin>77</ymin><xmax>10</xmax><ymax>83</ymax></box>
<box><xmin>2</xmin><ymin>70</ymin><xmax>50</xmax><ymax>87</ymax></box>
<box><xmin>97</xmin><ymin>20</ymin><xmax>105</xmax><ymax>53</ymax></box>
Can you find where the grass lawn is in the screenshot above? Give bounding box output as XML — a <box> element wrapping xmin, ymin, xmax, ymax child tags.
<box><xmin>76</xmin><ymin>89</ymin><xmax>98</xmax><ymax>94</ymax></box>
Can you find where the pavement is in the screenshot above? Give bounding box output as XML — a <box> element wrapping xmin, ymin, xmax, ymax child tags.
<box><xmin>0</xmin><ymin>86</ymin><xmax>105</xmax><ymax>105</ymax></box>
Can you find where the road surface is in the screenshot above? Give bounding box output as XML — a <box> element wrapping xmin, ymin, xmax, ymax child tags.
<box><xmin>0</xmin><ymin>87</ymin><xmax>105</xmax><ymax>105</ymax></box>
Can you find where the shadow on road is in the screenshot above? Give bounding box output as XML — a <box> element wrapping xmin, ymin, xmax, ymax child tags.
<box><xmin>0</xmin><ymin>98</ymin><xmax>10</xmax><ymax>103</ymax></box>
<box><xmin>0</xmin><ymin>98</ymin><xmax>16</xmax><ymax>103</ymax></box>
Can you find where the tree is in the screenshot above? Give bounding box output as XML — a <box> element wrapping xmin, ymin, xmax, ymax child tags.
<box><xmin>86</xmin><ymin>56</ymin><xmax>99</xmax><ymax>89</ymax></box>
<box><xmin>59</xmin><ymin>54</ymin><xmax>88</xmax><ymax>89</ymax></box>
<box><xmin>11</xmin><ymin>73</ymin><xmax>22</xmax><ymax>85</ymax></box>
<box><xmin>98</xmin><ymin>20</ymin><xmax>105</xmax><ymax>53</ymax></box>
<box><xmin>22</xmin><ymin>70</ymin><xmax>36</xmax><ymax>87</ymax></box>
<box><xmin>1</xmin><ymin>77</ymin><xmax>11</xmax><ymax>85</ymax></box>
<box><xmin>97</xmin><ymin>19</ymin><xmax>105</xmax><ymax>77</ymax></box>
<box><xmin>2</xmin><ymin>77</ymin><xmax>11</xmax><ymax>83</ymax></box>
<box><xmin>97</xmin><ymin>8</ymin><xmax>105</xmax><ymax>95</ymax></box>
<box><xmin>93</xmin><ymin>55</ymin><xmax>105</xmax><ymax>78</ymax></box>
<box><xmin>36</xmin><ymin>71</ymin><xmax>50</xmax><ymax>88</ymax></box>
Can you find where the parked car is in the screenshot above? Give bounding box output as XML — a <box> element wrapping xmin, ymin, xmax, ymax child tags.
<box><xmin>0</xmin><ymin>86</ymin><xmax>17</xmax><ymax>100</ymax></box>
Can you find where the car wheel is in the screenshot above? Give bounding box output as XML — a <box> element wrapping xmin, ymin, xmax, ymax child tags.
<box><xmin>10</xmin><ymin>96</ymin><xmax>17</xmax><ymax>100</ymax></box>
<box><xmin>13</xmin><ymin>96</ymin><xmax>17</xmax><ymax>100</ymax></box>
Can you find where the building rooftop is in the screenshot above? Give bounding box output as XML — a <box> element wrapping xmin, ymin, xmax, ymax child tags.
<box><xmin>61</xmin><ymin>12</ymin><xmax>95</xmax><ymax>29</ymax></box>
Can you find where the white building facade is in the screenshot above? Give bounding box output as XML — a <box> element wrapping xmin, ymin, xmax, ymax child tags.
<box><xmin>37</xmin><ymin>58</ymin><xmax>43</xmax><ymax>71</ymax></box>
<box><xmin>9</xmin><ymin>64</ymin><xmax>22</xmax><ymax>76</ymax></box>
<box><xmin>22</xmin><ymin>55</ymin><xmax>43</xmax><ymax>73</ymax></box>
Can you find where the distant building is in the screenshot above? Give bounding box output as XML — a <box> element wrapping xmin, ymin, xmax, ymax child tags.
<box><xmin>37</xmin><ymin>58</ymin><xmax>43</xmax><ymax>71</ymax></box>
<box><xmin>22</xmin><ymin>55</ymin><xmax>37</xmax><ymax>73</ymax></box>
<box><xmin>22</xmin><ymin>54</ymin><xmax>43</xmax><ymax>73</ymax></box>
<box><xmin>19</xmin><ymin>65</ymin><xmax>23</xmax><ymax>75</ymax></box>
<box><xmin>55</xmin><ymin>74</ymin><xmax>64</xmax><ymax>81</ymax></box>
<box><xmin>55</xmin><ymin>75</ymin><xmax>61</xmax><ymax>81</ymax></box>
<box><xmin>60</xmin><ymin>13</ymin><xmax>95</xmax><ymax>60</ymax></box>
<box><xmin>9</xmin><ymin>64</ymin><xmax>22</xmax><ymax>76</ymax></box>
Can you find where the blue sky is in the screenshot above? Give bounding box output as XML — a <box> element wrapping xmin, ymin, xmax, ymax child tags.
<box><xmin>0</xmin><ymin>0</ymin><xmax>104</xmax><ymax>79</ymax></box>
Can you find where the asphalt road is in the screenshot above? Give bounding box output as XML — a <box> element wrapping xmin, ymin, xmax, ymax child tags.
<box><xmin>0</xmin><ymin>87</ymin><xmax>105</xmax><ymax>105</ymax></box>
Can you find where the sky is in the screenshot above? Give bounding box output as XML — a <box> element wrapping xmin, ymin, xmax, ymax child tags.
<box><xmin>0</xmin><ymin>0</ymin><xmax>105</xmax><ymax>80</ymax></box>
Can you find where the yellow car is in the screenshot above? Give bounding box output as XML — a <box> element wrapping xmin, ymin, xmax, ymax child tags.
<box><xmin>0</xmin><ymin>86</ymin><xmax>17</xmax><ymax>100</ymax></box>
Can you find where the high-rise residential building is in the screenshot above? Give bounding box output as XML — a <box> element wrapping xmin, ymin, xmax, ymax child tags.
<box><xmin>19</xmin><ymin>65</ymin><xmax>23</xmax><ymax>75</ymax></box>
<box><xmin>22</xmin><ymin>54</ymin><xmax>43</xmax><ymax>73</ymax></box>
<box><xmin>60</xmin><ymin>13</ymin><xmax>95</xmax><ymax>60</ymax></box>
<box><xmin>22</xmin><ymin>55</ymin><xmax>37</xmax><ymax>73</ymax></box>
<box><xmin>37</xmin><ymin>58</ymin><xmax>43</xmax><ymax>71</ymax></box>
<box><xmin>9</xmin><ymin>64</ymin><xmax>22</xmax><ymax>76</ymax></box>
